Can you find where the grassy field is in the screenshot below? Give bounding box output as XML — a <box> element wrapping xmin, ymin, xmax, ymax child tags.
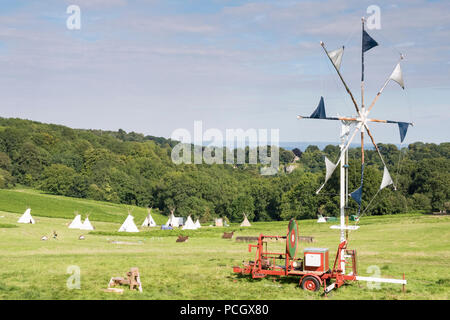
<box><xmin>0</xmin><ymin>188</ymin><xmax>167</xmax><ymax>224</ymax></box>
<box><xmin>0</xmin><ymin>189</ymin><xmax>449</xmax><ymax>300</ymax></box>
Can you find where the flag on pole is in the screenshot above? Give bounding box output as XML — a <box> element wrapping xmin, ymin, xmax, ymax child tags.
<box><xmin>327</xmin><ymin>47</ymin><xmax>344</xmax><ymax>71</ymax></box>
<box><xmin>398</xmin><ymin>122</ymin><xmax>410</xmax><ymax>143</ymax></box>
<box><xmin>350</xmin><ymin>164</ymin><xmax>365</xmax><ymax>215</ymax></box>
<box><xmin>310</xmin><ymin>96</ymin><xmax>326</xmax><ymax>119</ymax></box>
<box><xmin>316</xmin><ymin>156</ymin><xmax>337</xmax><ymax>194</ymax></box>
<box><xmin>389</xmin><ymin>63</ymin><xmax>405</xmax><ymax>89</ymax></box>
<box><xmin>324</xmin><ymin>156</ymin><xmax>337</xmax><ymax>183</ymax></box>
<box><xmin>350</xmin><ymin>186</ymin><xmax>362</xmax><ymax>206</ymax></box>
<box><xmin>362</xmin><ymin>30</ymin><xmax>378</xmax><ymax>52</ymax></box>
<box><xmin>380</xmin><ymin>166</ymin><xmax>394</xmax><ymax>190</ymax></box>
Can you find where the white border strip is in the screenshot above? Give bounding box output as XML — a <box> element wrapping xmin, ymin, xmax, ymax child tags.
<box><xmin>356</xmin><ymin>276</ymin><xmax>407</xmax><ymax>285</ymax></box>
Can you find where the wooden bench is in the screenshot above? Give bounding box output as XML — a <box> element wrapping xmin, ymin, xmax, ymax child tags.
<box><xmin>108</xmin><ymin>267</ymin><xmax>142</xmax><ymax>292</ymax></box>
<box><xmin>235</xmin><ymin>236</ymin><xmax>314</xmax><ymax>243</ymax></box>
<box><xmin>235</xmin><ymin>236</ymin><xmax>258</xmax><ymax>242</ymax></box>
<box><xmin>298</xmin><ymin>236</ymin><xmax>314</xmax><ymax>243</ymax></box>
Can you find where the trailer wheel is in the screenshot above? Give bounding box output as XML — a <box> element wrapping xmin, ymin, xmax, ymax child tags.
<box><xmin>301</xmin><ymin>276</ymin><xmax>320</xmax><ymax>292</ymax></box>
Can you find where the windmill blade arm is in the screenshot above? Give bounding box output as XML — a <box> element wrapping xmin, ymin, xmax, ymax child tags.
<box><xmin>297</xmin><ymin>115</ymin><xmax>358</xmax><ymax>122</ymax></box>
<box><xmin>366</xmin><ymin>78</ymin><xmax>390</xmax><ymax>115</ymax></box>
<box><xmin>320</xmin><ymin>42</ymin><xmax>362</xmax><ymax>117</ymax></box>
<box><xmin>363</xmin><ymin>124</ymin><xmax>387</xmax><ymax>167</ymax></box>
<box><xmin>364</xmin><ymin>124</ymin><xmax>397</xmax><ymax>190</ymax></box>
<box><xmin>366</xmin><ymin>58</ymin><xmax>405</xmax><ymax>116</ymax></box>
<box><xmin>368</xmin><ymin>118</ymin><xmax>414</xmax><ymax>126</ymax></box>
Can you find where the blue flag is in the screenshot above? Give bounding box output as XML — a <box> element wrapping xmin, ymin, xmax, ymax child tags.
<box><xmin>362</xmin><ymin>30</ymin><xmax>378</xmax><ymax>53</ymax></box>
<box><xmin>310</xmin><ymin>96</ymin><xmax>326</xmax><ymax>119</ymax></box>
<box><xmin>350</xmin><ymin>186</ymin><xmax>362</xmax><ymax>206</ymax></box>
<box><xmin>350</xmin><ymin>164</ymin><xmax>365</xmax><ymax>214</ymax></box>
<box><xmin>398</xmin><ymin>122</ymin><xmax>409</xmax><ymax>143</ymax></box>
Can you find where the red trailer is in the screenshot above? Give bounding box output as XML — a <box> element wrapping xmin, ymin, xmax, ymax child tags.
<box><xmin>233</xmin><ymin>219</ymin><xmax>404</xmax><ymax>293</ymax></box>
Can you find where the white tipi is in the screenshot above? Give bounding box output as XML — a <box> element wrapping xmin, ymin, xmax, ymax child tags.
<box><xmin>317</xmin><ymin>214</ymin><xmax>327</xmax><ymax>223</ymax></box>
<box><xmin>118</xmin><ymin>214</ymin><xmax>139</xmax><ymax>232</ymax></box>
<box><xmin>17</xmin><ymin>208</ymin><xmax>35</xmax><ymax>224</ymax></box>
<box><xmin>194</xmin><ymin>219</ymin><xmax>201</xmax><ymax>229</ymax></box>
<box><xmin>240</xmin><ymin>214</ymin><xmax>251</xmax><ymax>227</ymax></box>
<box><xmin>182</xmin><ymin>215</ymin><xmax>197</xmax><ymax>230</ymax></box>
<box><xmin>165</xmin><ymin>212</ymin><xmax>175</xmax><ymax>227</ymax></box>
<box><xmin>165</xmin><ymin>209</ymin><xmax>183</xmax><ymax>227</ymax></box>
<box><xmin>142</xmin><ymin>209</ymin><xmax>156</xmax><ymax>227</ymax></box>
<box><xmin>80</xmin><ymin>216</ymin><xmax>94</xmax><ymax>230</ymax></box>
<box><xmin>68</xmin><ymin>214</ymin><xmax>83</xmax><ymax>229</ymax></box>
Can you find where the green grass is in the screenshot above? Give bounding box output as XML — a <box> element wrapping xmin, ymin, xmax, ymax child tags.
<box><xmin>0</xmin><ymin>188</ymin><xmax>167</xmax><ymax>225</ymax></box>
<box><xmin>0</xmin><ymin>223</ymin><xmax>17</xmax><ymax>228</ymax></box>
<box><xmin>0</xmin><ymin>188</ymin><xmax>449</xmax><ymax>300</ymax></box>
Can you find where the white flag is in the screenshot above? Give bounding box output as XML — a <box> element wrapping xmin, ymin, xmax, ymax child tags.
<box><xmin>328</xmin><ymin>47</ymin><xmax>344</xmax><ymax>71</ymax></box>
<box><xmin>380</xmin><ymin>166</ymin><xmax>394</xmax><ymax>190</ymax></box>
<box><xmin>389</xmin><ymin>63</ymin><xmax>405</xmax><ymax>89</ymax></box>
<box><xmin>316</xmin><ymin>156</ymin><xmax>337</xmax><ymax>194</ymax></box>
<box><xmin>324</xmin><ymin>156</ymin><xmax>337</xmax><ymax>183</ymax></box>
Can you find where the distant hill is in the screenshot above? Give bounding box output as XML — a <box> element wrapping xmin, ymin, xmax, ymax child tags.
<box><xmin>279</xmin><ymin>141</ymin><xmax>375</xmax><ymax>151</ymax></box>
<box><xmin>0</xmin><ymin>188</ymin><xmax>167</xmax><ymax>224</ymax></box>
<box><xmin>0</xmin><ymin>117</ymin><xmax>447</xmax><ymax>220</ymax></box>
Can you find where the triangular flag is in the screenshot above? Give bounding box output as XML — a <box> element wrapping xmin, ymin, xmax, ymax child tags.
<box><xmin>380</xmin><ymin>166</ymin><xmax>394</xmax><ymax>190</ymax></box>
<box><xmin>324</xmin><ymin>156</ymin><xmax>337</xmax><ymax>183</ymax></box>
<box><xmin>362</xmin><ymin>30</ymin><xmax>378</xmax><ymax>53</ymax></box>
<box><xmin>350</xmin><ymin>164</ymin><xmax>365</xmax><ymax>211</ymax></box>
<box><xmin>350</xmin><ymin>186</ymin><xmax>362</xmax><ymax>206</ymax></box>
<box><xmin>316</xmin><ymin>156</ymin><xmax>338</xmax><ymax>194</ymax></box>
<box><xmin>328</xmin><ymin>47</ymin><xmax>344</xmax><ymax>71</ymax></box>
<box><xmin>310</xmin><ymin>96</ymin><xmax>326</xmax><ymax>119</ymax></box>
<box><xmin>398</xmin><ymin>122</ymin><xmax>409</xmax><ymax>143</ymax></box>
<box><xmin>389</xmin><ymin>63</ymin><xmax>405</xmax><ymax>89</ymax></box>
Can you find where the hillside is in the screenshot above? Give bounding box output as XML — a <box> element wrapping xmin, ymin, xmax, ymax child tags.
<box><xmin>0</xmin><ymin>117</ymin><xmax>448</xmax><ymax>222</ymax></box>
<box><xmin>0</xmin><ymin>188</ymin><xmax>167</xmax><ymax>225</ymax></box>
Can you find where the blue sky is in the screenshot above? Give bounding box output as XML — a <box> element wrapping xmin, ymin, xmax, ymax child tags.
<box><xmin>0</xmin><ymin>0</ymin><xmax>449</xmax><ymax>144</ymax></box>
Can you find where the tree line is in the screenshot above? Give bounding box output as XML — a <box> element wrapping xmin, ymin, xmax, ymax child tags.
<box><xmin>0</xmin><ymin>117</ymin><xmax>448</xmax><ymax>221</ymax></box>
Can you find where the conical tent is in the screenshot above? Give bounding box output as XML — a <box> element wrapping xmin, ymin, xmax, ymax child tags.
<box><xmin>166</xmin><ymin>213</ymin><xmax>183</xmax><ymax>227</ymax></box>
<box><xmin>80</xmin><ymin>217</ymin><xmax>94</xmax><ymax>230</ymax></box>
<box><xmin>182</xmin><ymin>215</ymin><xmax>197</xmax><ymax>230</ymax></box>
<box><xmin>215</xmin><ymin>218</ymin><xmax>223</xmax><ymax>227</ymax></box>
<box><xmin>18</xmin><ymin>208</ymin><xmax>35</xmax><ymax>224</ymax></box>
<box><xmin>142</xmin><ymin>213</ymin><xmax>156</xmax><ymax>227</ymax></box>
<box><xmin>68</xmin><ymin>214</ymin><xmax>83</xmax><ymax>229</ymax></box>
<box><xmin>118</xmin><ymin>214</ymin><xmax>139</xmax><ymax>232</ymax></box>
<box><xmin>194</xmin><ymin>219</ymin><xmax>201</xmax><ymax>229</ymax></box>
<box><xmin>240</xmin><ymin>214</ymin><xmax>251</xmax><ymax>227</ymax></box>
<box><xmin>165</xmin><ymin>213</ymin><xmax>176</xmax><ymax>227</ymax></box>
<box><xmin>317</xmin><ymin>215</ymin><xmax>327</xmax><ymax>223</ymax></box>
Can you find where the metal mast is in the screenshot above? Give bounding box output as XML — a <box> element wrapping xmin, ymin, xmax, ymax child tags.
<box><xmin>297</xmin><ymin>17</ymin><xmax>413</xmax><ymax>275</ymax></box>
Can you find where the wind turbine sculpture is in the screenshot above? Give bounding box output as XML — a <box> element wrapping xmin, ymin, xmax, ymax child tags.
<box><xmin>297</xmin><ymin>18</ymin><xmax>413</xmax><ymax>274</ymax></box>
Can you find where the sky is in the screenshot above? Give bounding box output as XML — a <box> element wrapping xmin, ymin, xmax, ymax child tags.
<box><xmin>0</xmin><ymin>0</ymin><xmax>449</xmax><ymax>144</ymax></box>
